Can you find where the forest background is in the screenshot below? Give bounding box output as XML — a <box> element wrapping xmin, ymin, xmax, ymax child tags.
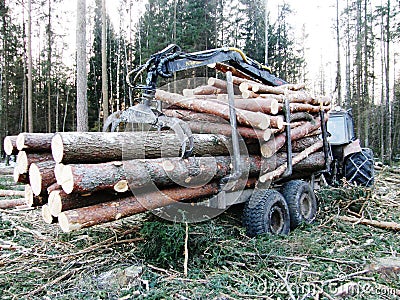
<box><xmin>0</xmin><ymin>0</ymin><xmax>399</xmax><ymax>164</ymax></box>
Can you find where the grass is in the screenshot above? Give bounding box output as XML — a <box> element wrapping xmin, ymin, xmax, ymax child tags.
<box><xmin>0</xmin><ymin>169</ymin><xmax>399</xmax><ymax>299</ymax></box>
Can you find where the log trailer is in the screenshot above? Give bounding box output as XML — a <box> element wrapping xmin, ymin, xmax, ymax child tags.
<box><xmin>104</xmin><ymin>44</ymin><xmax>374</xmax><ymax>236</ymax></box>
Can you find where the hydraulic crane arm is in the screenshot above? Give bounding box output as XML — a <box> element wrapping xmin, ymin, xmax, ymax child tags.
<box><xmin>127</xmin><ymin>44</ymin><xmax>287</xmax><ymax>93</ymax></box>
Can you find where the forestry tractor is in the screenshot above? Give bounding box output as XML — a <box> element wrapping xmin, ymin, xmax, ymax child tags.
<box><xmin>104</xmin><ymin>44</ymin><xmax>374</xmax><ymax>236</ymax></box>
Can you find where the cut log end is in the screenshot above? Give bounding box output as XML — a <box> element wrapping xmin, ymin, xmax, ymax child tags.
<box><xmin>16</xmin><ymin>133</ymin><xmax>26</xmax><ymax>151</ymax></box>
<box><xmin>260</xmin><ymin>142</ymin><xmax>277</xmax><ymax>158</ymax></box>
<box><xmin>60</xmin><ymin>165</ymin><xmax>73</xmax><ymax>194</ymax></box>
<box><xmin>48</xmin><ymin>190</ymin><xmax>61</xmax><ymax>217</ymax></box>
<box><xmin>29</xmin><ymin>163</ymin><xmax>42</xmax><ymax>196</ymax></box>
<box><xmin>16</xmin><ymin>151</ymin><xmax>28</xmax><ymax>174</ymax></box>
<box><xmin>4</xmin><ymin>136</ymin><xmax>15</xmax><ymax>155</ymax></box>
<box><xmin>54</xmin><ymin>163</ymin><xmax>64</xmax><ymax>185</ymax></box>
<box><xmin>114</xmin><ymin>180</ymin><xmax>129</xmax><ymax>193</ymax></box>
<box><xmin>58</xmin><ymin>212</ymin><xmax>81</xmax><ymax>233</ymax></box>
<box><xmin>24</xmin><ymin>184</ymin><xmax>34</xmax><ymax>206</ymax></box>
<box><xmin>42</xmin><ymin>204</ymin><xmax>56</xmax><ymax>224</ymax></box>
<box><xmin>51</xmin><ymin>134</ymin><xmax>64</xmax><ymax>163</ymax></box>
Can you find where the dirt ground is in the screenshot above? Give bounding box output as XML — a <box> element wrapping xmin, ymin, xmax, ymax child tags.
<box><xmin>0</xmin><ymin>167</ymin><xmax>399</xmax><ymax>299</ymax></box>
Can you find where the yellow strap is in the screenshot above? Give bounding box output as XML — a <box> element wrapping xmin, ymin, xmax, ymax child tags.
<box><xmin>228</xmin><ymin>47</ymin><xmax>272</xmax><ymax>72</ymax></box>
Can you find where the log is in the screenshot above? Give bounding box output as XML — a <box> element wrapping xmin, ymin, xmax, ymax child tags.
<box><xmin>29</xmin><ymin>160</ymin><xmax>56</xmax><ymax>196</ymax></box>
<box><xmin>259</xmin><ymin>92</ymin><xmax>331</xmax><ymax>106</ymax></box>
<box><xmin>281</xmin><ymin>135</ymin><xmax>323</xmax><ymax>152</ymax></box>
<box><xmin>0</xmin><ymin>189</ymin><xmax>25</xmax><ymax>197</ymax></box>
<box><xmin>278</xmin><ymin>103</ymin><xmax>330</xmax><ymax>114</ymax></box>
<box><xmin>16</xmin><ymin>132</ymin><xmax>54</xmax><ymax>152</ymax></box>
<box><xmin>207</xmin><ymin>77</ymin><xmax>241</xmax><ymax>94</ymax></box>
<box><xmin>0</xmin><ymin>198</ymin><xmax>26</xmax><ymax>209</ymax></box>
<box><xmin>155</xmin><ymin>90</ymin><xmax>271</xmax><ymax>130</ymax></box>
<box><xmin>338</xmin><ymin>216</ymin><xmax>400</xmax><ymax>232</ymax></box>
<box><xmin>280</xmin><ymin>83</ymin><xmax>306</xmax><ymax>91</ymax></box>
<box><xmin>215</xmin><ymin>95</ymin><xmax>280</xmax><ymax>115</ymax></box>
<box><xmin>48</xmin><ymin>190</ymin><xmax>124</xmax><ymax>217</ymax></box>
<box><xmin>186</xmin><ymin>120</ymin><xmax>272</xmax><ymax>142</ymax></box>
<box><xmin>52</xmin><ymin>132</ymin><xmax>231</xmax><ymax>164</ymax></box>
<box><xmin>4</xmin><ymin>136</ymin><xmax>18</xmax><ymax>155</ymax></box>
<box><xmin>252</xmin><ymin>83</ymin><xmax>287</xmax><ymax>94</ymax></box>
<box><xmin>183</xmin><ymin>85</ymin><xmax>224</xmax><ymax>96</ymax></box>
<box><xmin>16</xmin><ymin>151</ymin><xmax>53</xmax><ymax>174</ymax></box>
<box><xmin>259</xmin><ymin>140</ymin><xmax>324</xmax><ymax>182</ymax></box>
<box><xmin>24</xmin><ymin>184</ymin><xmax>47</xmax><ymax>207</ymax></box>
<box><xmin>13</xmin><ymin>167</ymin><xmax>29</xmax><ymax>184</ymax></box>
<box><xmin>60</xmin><ymin>155</ymin><xmax>262</xmax><ymax>195</ymax></box>
<box><xmin>163</xmin><ymin>109</ymin><xmax>224</xmax><ymax>123</ymax></box>
<box><xmin>209</xmin><ymin>63</ymin><xmax>259</xmax><ymax>82</ymax></box>
<box><xmin>58</xmin><ymin>182</ymin><xmax>223</xmax><ymax>232</ymax></box>
<box><xmin>47</xmin><ymin>182</ymin><xmax>62</xmax><ymax>194</ymax></box>
<box><xmin>42</xmin><ymin>204</ymin><xmax>57</xmax><ymax>224</ymax></box>
<box><xmin>261</xmin><ymin>116</ymin><xmax>323</xmax><ymax>158</ymax></box>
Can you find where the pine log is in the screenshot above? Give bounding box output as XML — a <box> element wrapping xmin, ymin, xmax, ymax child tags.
<box><xmin>16</xmin><ymin>151</ymin><xmax>53</xmax><ymax>174</ymax></box>
<box><xmin>13</xmin><ymin>167</ymin><xmax>29</xmax><ymax>184</ymax></box>
<box><xmin>4</xmin><ymin>136</ymin><xmax>18</xmax><ymax>155</ymax></box>
<box><xmin>0</xmin><ymin>198</ymin><xmax>26</xmax><ymax>209</ymax></box>
<box><xmin>60</xmin><ymin>155</ymin><xmax>262</xmax><ymax>195</ymax></box>
<box><xmin>58</xmin><ymin>183</ymin><xmax>224</xmax><ymax>232</ymax></box>
<box><xmin>186</xmin><ymin>120</ymin><xmax>273</xmax><ymax>142</ymax></box>
<box><xmin>155</xmin><ymin>89</ymin><xmax>270</xmax><ymax>130</ymax></box>
<box><xmin>52</xmin><ymin>132</ymin><xmax>231</xmax><ymax>164</ymax></box>
<box><xmin>258</xmin><ymin>92</ymin><xmax>331</xmax><ymax>106</ymax></box>
<box><xmin>47</xmin><ymin>182</ymin><xmax>62</xmax><ymax>194</ymax></box>
<box><xmin>207</xmin><ymin>77</ymin><xmax>241</xmax><ymax>94</ymax></box>
<box><xmin>261</xmin><ymin>116</ymin><xmax>323</xmax><ymax>158</ymax></box>
<box><xmin>48</xmin><ymin>190</ymin><xmax>125</xmax><ymax>217</ymax></box>
<box><xmin>29</xmin><ymin>160</ymin><xmax>56</xmax><ymax>196</ymax></box>
<box><xmin>24</xmin><ymin>184</ymin><xmax>47</xmax><ymax>207</ymax></box>
<box><xmin>42</xmin><ymin>204</ymin><xmax>57</xmax><ymax>224</ymax></box>
<box><xmin>0</xmin><ymin>190</ymin><xmax>25</xmax><ymax>197</ymax></box>
<box><xmin>281</xmin><ymin>135</ymin><xmax>322</xmax><ymax>152</ymax></box>
<box><xmin>215</xmin><ymin>95</ymin><xmax>280</xmax><ymax>115</ymax></box>
<box><xmin>259</xmin><ymin>140</ymin><xmax>324</xmax><ymax>182</ymax></box>
<box><xmin>209</xmin><ymin>63</ymin><xmax>259</xmax><ymax>82</ymax></box>
<box><xmin>280</xmin><ymin>83</ymin><xmax>306</xmax><ymax>91</ymax></box>
<box><xmin>278</xmin><ymin>103</ymin><xmax>330</xmax><ymax>114</ymax></box>
<box><xmin>183</xmin><ymin>85</ymin><xmax>224</xmax><ymax>96</ymax></box>
<box><xmin>16</xmin><ymin>132</ymin><xmax>54</xmax><ymax>152</ymax></box>
<box><xmin>163</xmin><ymin>109</ymin><xmax>224</xmax><ymax>123</ymax></box>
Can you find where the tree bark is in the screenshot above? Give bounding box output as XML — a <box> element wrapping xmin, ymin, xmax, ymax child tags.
<box><xmin>27</xmin><ymin>0</ymin><xmax>33</xmax><ymax>132</ymax></box>
<box><xmin>101</xmin><ymin>0</ymin><xmax>109</xmax><ymax>125</ymax></box>
<box><xmin>338</xmin><ymin>215</ymin><xmax>400</xmax><ymax>231</ymax></box>
<box><xmin>76</xmin><ymin>0</ymin><xmax>88</xmax><ymax>131</ymax></box>
<box><xmin>183</xmin><ymin>85</ymin><xmax>224</xmax><ymax>96</ymax></box>
<box><xmin>60</xmin><ymin>155</ymin><xmax>262</xmax><ymax>195</ymax></box>
<box><xmin>16</xmin><ymin>132</ymin><xmax>54</xmax><ymax>152</ymax></box>
<box><xmin>51</xmin><ymin>132</ymin><xmax>231</xmax><ymax>164</ymax></box>
<box><xmin>3</xmin><ymin>136</ymin><xmax>18</xmax><ymax>155</ymax></box>
<box><xmin>215</xmin><ymin>95</ymin><xmax>280</xmax><ymax>115</ymax></box>
<box><xmin>163</xmin><ymin>109</ymin><xmax>224</xmax><ymax>123</ymax></box>
<box><xmin>156</xmin><ymin>89</ymin><xmax>270</xmax><ymax>130</ymax></box>
<box><xmin>29</xmin><ymin>160</ymin><xmax>56</xmax><ymax>196</ymax></box>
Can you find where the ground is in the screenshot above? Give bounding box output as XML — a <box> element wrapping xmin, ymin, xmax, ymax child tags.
<box><xmin>0</xmin><ymin>168</ymin><xmax>399</xmax><ymax>300</ymax></box>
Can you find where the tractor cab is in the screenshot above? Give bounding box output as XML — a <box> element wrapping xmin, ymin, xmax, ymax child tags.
<box><xmin>327</xmin><ymin>107</ymin><xmax>355</xmax><ymax>146</ymax></box>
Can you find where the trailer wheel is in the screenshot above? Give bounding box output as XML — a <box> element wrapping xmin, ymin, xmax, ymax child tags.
<box><xmin>243</xmin><ymin>190</ymin><xmax>290</xmax><ymax>237</ymax></box>
<box><xmin>281</xmin><ymin>180</ymin><xmax>317</xmax><ymax>229</ymax></box>
<box><xmin>344</xmin><ymin>148</ymin><xmax>374</xmax><ymax>187</ymax></box>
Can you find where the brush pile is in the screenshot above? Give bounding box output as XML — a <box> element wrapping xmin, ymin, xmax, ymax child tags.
<box><xmin>2</xmin><ymin>75</ymin><xmax>331</xmax><ymax>233</ymax></box>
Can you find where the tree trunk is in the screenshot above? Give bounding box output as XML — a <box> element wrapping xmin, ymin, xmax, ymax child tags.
<box><xmin>215</xmin><ymin>95</ymin><xmax>280</xmax><ymax>115</ymax></box>
<box><xmin>156</xmin><ymin>90</ymin><xmax>270</xmax><ymax>130</ymax></box>
<box><xmin>51</xmin><ymin>132</ymin><xmax>231</xmax><ymax>164</ymax></box>
<box><xmin>3</xmin><ymin>136</ymin><xmax>18</xmax><ymax>155</ymax></box>
<box><xmin>24</xmin><ymin>184</ymin><xmax>47</xmax><ymax>207</ymax></box>
<box><xmin>59</xmin><ymin>155</ymin><xmax>262</xmax><ymax>195</ymax></box>
<box><xmin>0</xmin><ymin>190</ymin><xmax>25</xmax><ymax>197</ymax></box>
<box><xmin>27</xmin><ymin>0</ymin><xmax>33</xmax><ymax>132</ymax></box>
<box><xmin>76</xmin><ymin>0</ymin><xmax>88</xmax><ymax>131</ymax></box>
<box><xmin>16</xmin><ymin>133</ymin><xmax>54</xmax><ymax>152</ymax></box>
<box><xmin>163</xmin><ymin>109</ymin><xmax>225</xmax><ymax>123</ymax></box>
<box><xmin>101</xmin><ymin>0</ymin><xmax>109</xmax><ymax>125</ymax></box>
<box><xmin>183</xmin><ymin>85</ymin><xmax>224</xmax><ymax>96</ymax></box>
<box><xmin>29</xmin><ymin>160</ymin><xmax>56</xmax><ymax>196</ymax></box>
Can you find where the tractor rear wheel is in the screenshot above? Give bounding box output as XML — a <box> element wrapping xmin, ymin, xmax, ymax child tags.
<box><xmin>344</xmin><ymin>148</ymin><xmax>374</xmax><ymax>187</ymax></box>
<box><xmin>281</xmin><ymin>180</ymin><xmax>317</xmax><ymax>229</ymax></box>
<box><xmin>243</xmin><ymin>190</ymin><xmax>290</xmax><ymax>237</ymax></box>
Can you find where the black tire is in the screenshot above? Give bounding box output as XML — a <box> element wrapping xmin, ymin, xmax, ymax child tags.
<box><xmin>281</xmin><ymin>180</ymin><xmax>317</xmax><ymax>230</ymax></box>
<box><xmin>344</xmin><ymin>148</ymin><xmax>374</xmax><ymax>187</ymax></box>
<box><xmin>243</xmin><ymin>190</ymin><xmax>290</xmax><ymax>237</ymax></box>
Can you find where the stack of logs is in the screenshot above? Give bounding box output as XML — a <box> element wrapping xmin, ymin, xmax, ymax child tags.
<box><xmin>2</xmin><ymin>75</ymin><xmax>330</xmax><ymax>233</ymax></box>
